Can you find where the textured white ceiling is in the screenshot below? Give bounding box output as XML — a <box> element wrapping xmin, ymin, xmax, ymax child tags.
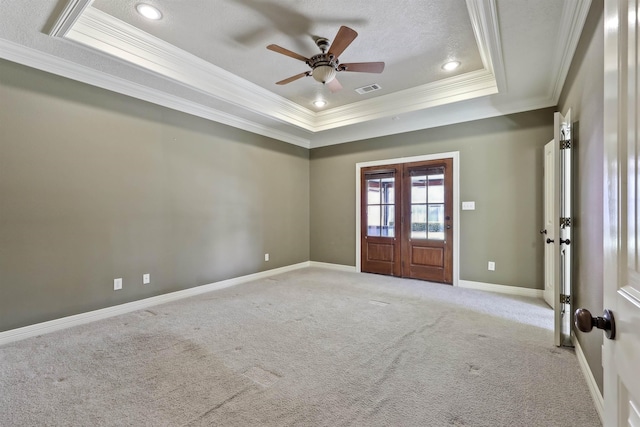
<box><xmin>92</xmin><ymin>0</ymin><xmax>483</xmax><ymax>111</ymax></box>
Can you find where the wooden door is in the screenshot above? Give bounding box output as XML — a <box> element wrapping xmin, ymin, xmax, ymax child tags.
<box><xmin>360</xmin><ymin>166</ymin><xmax>402</xmax><ymax>276</ymax></box>
<box><xmin>360</xmin><ymin>158</ymin><xmax>454</xmax><ymax>284</ymax></box>
<box><xmin>401</xmin><ymin>159</ymin><xmax>454</xmax><ymax>283</ymax></box>
<box><xmin>601</xmin><ymin>0</ymin><xmax>640</xmax><ymax>424</ymax></box>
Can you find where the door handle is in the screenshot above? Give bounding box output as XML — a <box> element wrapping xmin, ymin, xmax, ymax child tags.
<box><xmin>546</xmin><ymin>238</ymin><xmax>554</xmax><ymax>244</ymax></box>
<box><xmin>574</xmin><ymin>308</ymin><xmax>616</xmax><ymax>340</ymax></box>
<box><xmin>540</xmin><ymin>229</ymin><xmax>547</xmax><ymax>235</ymax></box>
<box><xmin>560</xmin><ymin>238</ymin><xmax>571</xmax><ymax>245</ymax></box>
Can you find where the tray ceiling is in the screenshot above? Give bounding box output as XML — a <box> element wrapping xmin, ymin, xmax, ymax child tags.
<box><xmin>0</xmin><ymin>0</ymin><xmax>592</xmax><ymax>148</ymax></box>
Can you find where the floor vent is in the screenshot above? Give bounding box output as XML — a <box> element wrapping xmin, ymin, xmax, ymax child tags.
<box><xmin>355</xmin><ymin>84</ymin><xmax>382</xmax><ymax>95</ymax></box>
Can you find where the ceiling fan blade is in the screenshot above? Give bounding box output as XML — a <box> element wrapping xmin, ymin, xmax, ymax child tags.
<box><xmin>267</xmin><ymin>44</ymin><xmax>309</xmax><ymax>62</ymax></box>
<box><xmin>339</xmin><ymin>62</ymin><xmax>385</xmax><ymax>73</ymax></box>
<box><xmin>328</xmin><ymin>26</ymin><xmax>358</xmax><ymax>58</ymax></box>
<box><xmin>276</xmin><ymin>72</ymin><xmax>309</xmax><ymax>85</ymax></box>
<box><xmin>327</xmin><ymin>78</ymin><xmax>343</xmax><ymax>93</ymax></box>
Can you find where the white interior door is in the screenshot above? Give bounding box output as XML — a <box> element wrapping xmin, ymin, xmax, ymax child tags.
<box><xmin>600</xmin><ymin>0</ymin><xmax>640</xmax><ymax>424</ymax></box>
<box><xmin>543</xmin><ymin>139</ymin><xmax>557</xmax><ymax>309</ymax></box>
<box><xmin>553</xmin><ymin>110</ymin><xmax>572</xmax><ymax>347</ymax></box>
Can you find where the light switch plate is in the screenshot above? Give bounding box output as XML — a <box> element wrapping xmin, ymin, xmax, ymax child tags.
<box><xmin>462</xmin><ymin>201</ymin><xmax>476</xmax><ymax>210</ymax></box>
<box><xmin>114</xmin><ymin>278</ymin><xmax>122</xmax><ymax>290</ymax></box>
<box><xmin>143</xmin><ymin>274</ymin><xmax>150</xmax><ymax>285</ymax></box>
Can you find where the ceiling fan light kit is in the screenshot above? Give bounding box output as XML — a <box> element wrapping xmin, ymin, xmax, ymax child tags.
<box><xmin>312</xmin><ymin>65</ymin><xmax>337</xmax><ymax>84</ymax></box>
<box><xmin>267</xmin><ymin>26</ymin><xmax>385</xmax><ymax>93</ymax></box>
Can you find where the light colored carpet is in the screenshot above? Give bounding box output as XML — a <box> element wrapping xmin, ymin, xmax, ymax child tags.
<box><xmin>0</xmin><ymin>268</ymin><xmax>601</xmax><ymax>426</ymax></box>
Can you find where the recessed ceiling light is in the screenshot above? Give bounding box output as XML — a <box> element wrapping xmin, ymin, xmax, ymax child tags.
<box><xmin>136</xmin><ymin>3</ymin><xmax>163</xmax><ymax>20</ymax></box>
<box><xmin>313</xmin><ymin>100</ymin><xmax>327</xmax><ymax>108</ymax></box>
<box><xmin>442</xmin><ymin>61</ymin><xmax>461</xmax><ymax>71</ymax></box>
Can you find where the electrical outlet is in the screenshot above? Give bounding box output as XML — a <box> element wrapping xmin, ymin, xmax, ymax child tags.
<box><xmin>488</xmin><ymin>261</ymin><xmax>495</xmax><ymax>271</ymax></box>
<box><xmin>114</xmin><ymin>278</ymin><xmax>123</xmax><ymax>290</ymax></box>
<box><xmin>264</xmin><ymin>253</ymin><xmax>270</xmax><ymax>262</ymax></box>
<box><xmin>143</xmin><ymin>274</ymin><xmax>150</xmax><ymax>285</ymax></box>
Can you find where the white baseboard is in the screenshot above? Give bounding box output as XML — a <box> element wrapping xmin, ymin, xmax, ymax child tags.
<box><xmin>0</xmin><ymin>262</ymin><xmax>310</xmax><ymax>347</ymax></box>
<box><xmin>308</xmin><ymin>261</ymin><xmax>357</xmax><ymax>272</ymax></box>
<box><xmin>458</xmin><ymin>280</ymin><xmax>544</xmax><ymax>298</ymax></box>
<box><xmin>572</xmin><ymin>333</ymin><xmax>604</xmax><ymax>423</ymax></box>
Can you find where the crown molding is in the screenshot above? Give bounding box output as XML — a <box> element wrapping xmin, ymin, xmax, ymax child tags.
<box><xmin>308</xmin><ymin>93</ymin><xmax>557</xmax><ymax>148</ymax></box>
<box><xmin>65</xmin><ymin>7</ymin><xmax>318</xmax><ymax>131</ymax></box>
<box><xmin>314</xmin><ymin>0</ymin><xmax>504</xmax><ymax>131</ymax></box>
<box><xmin>48</xmin><ymin>0</ymin><xmax>93</xmax><ymax>37</ymax></box>
<box><xmin>0</xmin><ymin>38</ymin><xmax>311</xmax><ymax>148</ymax></box>
<box><xmin>314</xmin><ymin>69</ymin><xmax>498</xmax><ymax>131</ymax></box>
<box><xmin>466</xmin><ymin>0</ymin><xmax>507</xmax><ymax>92</ymax></box>
<box><xmin>549</xmin><ymin>0</ymin><xmax>593</xmax><ymax>102</ymax></box>
<box><xmin>54</xmin><ymin>3</ymin><xmax>504</xmax><ymax>133</ymax></box>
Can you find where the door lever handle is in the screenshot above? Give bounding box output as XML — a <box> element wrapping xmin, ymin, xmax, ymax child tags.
<box><xmin>546</xmin><ymin>238</ymin><xmax>554</xmax><ymax>244</ymax></box>
<box><xmin>560</xmin><ymin>238</ymin><xmax>571</xmax><ymax>245</ymax></box>
<box><xmin>575</xmin><ymin>308</ymin><xmax>616</xmax><ymax>340</ymax></box>
<box><xmin>540</xmin><ymin>229</ymin><xmax>547</xmax><ymax>235</ymax></box>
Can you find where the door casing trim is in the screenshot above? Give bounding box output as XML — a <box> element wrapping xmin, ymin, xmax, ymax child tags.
<box><xmin>355</xmin><ymin>152</ymin><xmax>460</xmax><ymax>286</ymax></box>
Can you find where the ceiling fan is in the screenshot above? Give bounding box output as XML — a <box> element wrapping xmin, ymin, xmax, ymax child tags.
<box><xmin>267</xmin><ymin>26</ymin><xmax>385</xmax><ymax>93</ymax></box>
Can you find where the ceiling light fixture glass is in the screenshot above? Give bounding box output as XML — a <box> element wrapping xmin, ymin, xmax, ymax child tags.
<box><xmin>136</xmin><ymin>3</ymin><xmax>163</xmax><ymax>20</ymax></box>
<box><xmin>312</xmin><ymin>65</ymin><xmax>337</xmax><ymax>84</ymax></box>
<box><xmin>442</xmin><ymin>61</ymin><xmax>461</xmax><ymax>71</ymax></box>
<box><xmin>313</xmin><ymin>100</ymin><xmax>327</xmax><ymax>108</ymax></box>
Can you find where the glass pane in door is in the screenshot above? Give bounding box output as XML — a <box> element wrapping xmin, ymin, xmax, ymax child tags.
<box><xmin>411</xmin><ymin>204</ymin><xmax>427</xmax><ymax>239</ymax></box>
<box><xmin>366</xmin><ymin>174</ymin><xmax>395</xmax><ymax>238</ymax></box>
<box><xmin>427</xmin><ymin>204</ymin><xmax>445</xmax><ymax>240</ymax></box>
<box><xmin>410</xmin><ymin>168</ymin><xmax>446</xmax><ymax>240</ymax></box>
<box><xmin>367</xmin><ymin>205</ymin><xmax>381</xmax><ymax>236</ymax></box>
<box><xmin>410</xmin><ymin>172</ymin><xmax>427</xmax><ymax>239</ymax></box>
<box><xmin>382</xmin><ymin>204</ymin><xmax>395</xmax><ymax>237</ymax></box>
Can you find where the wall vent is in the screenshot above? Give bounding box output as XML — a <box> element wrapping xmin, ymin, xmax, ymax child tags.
<box><xmin>355</xmin><ymin>84</ymin><xmax>382</xmax><ymax>95</ymax></box>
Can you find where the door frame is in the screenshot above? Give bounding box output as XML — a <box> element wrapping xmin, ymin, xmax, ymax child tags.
<box><xmin>542</xmin><ymin>139</ymin><xmax>556</xmax><ymax>309</ymax></box>
<box><xmin>355</xmin><ymin>151</ymin><xmax>460</xmax><ymax>286</ymax></box>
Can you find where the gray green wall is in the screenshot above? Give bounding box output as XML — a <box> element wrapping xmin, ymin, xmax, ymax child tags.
<box><xmin>557</xmin><ymin>0</ymin><xmax>604</xmax><ymax>393</ymax></box>
<box><xmin>0</xmin><ymin>59</ymin><xmax>310</xmax><ymax>332</ymax></box>
<box><xmin>0</xmin><ymin>11</ymin><xmax>605</xmax><ymax>404</ymax></box>
<box><xmin>310</xmin><ymin>108</ymin><xmax>555</xmax><ymax>289</ymax></box>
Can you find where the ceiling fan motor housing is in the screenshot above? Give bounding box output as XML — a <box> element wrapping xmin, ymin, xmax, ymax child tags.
<box><xmin>315</xmin><ymin>37</ymin><xmax>330</xmax><ymax>52</ymax></box>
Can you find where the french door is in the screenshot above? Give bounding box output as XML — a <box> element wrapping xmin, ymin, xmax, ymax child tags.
<box><xmin>361</xmin><ymin>158</ymin><xmax>454</xmax><ymax>283</ymax></box>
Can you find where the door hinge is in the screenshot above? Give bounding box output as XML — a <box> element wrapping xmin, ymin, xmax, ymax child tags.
<box><xmin>560</xmin><ymin>217</ymin><xmax>572</xmax><ymax>227</ymax></box>
<box><xmin>560</xmin><ymin>139</ymin><xmax>572</xmax><ymax>149</ymax></box>
<box><xmin>560</xmin><ymin>294</ymin><xmax>571</xmax><ymax>305</ymax></box>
